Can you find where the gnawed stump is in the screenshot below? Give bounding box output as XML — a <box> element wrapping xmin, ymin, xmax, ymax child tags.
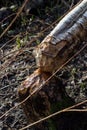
<box><xmin>18</xmin><ymin>69</ymin><xmax>74</xmax><ymax>130</ymax></box>
<box><xmin>18</xmin><ymin>1</ymin><xmax>87</xmax><ymax>129</ymax></box>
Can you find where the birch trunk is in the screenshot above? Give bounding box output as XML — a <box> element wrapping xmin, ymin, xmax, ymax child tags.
<box><xmin>33</xmin><ymin>0</ymin><xmax>87</xmax><ymax>72</ymax></box>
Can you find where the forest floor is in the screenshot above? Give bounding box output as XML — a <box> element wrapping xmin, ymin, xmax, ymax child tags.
<box><xmin>0</xmin><ymin>0</ymin><xmax>87</xmax><ymax>130</ymax></box>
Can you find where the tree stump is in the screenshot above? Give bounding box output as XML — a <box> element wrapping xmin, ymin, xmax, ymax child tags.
<box><xmin>18</xmin><ymin>69</ymin><xmax>74</xmax><ymax>130</ymax></box>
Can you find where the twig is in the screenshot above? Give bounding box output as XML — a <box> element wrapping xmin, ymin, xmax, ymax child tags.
<box><xmin>66</xmin><ymin>108</ymin><xmax>87</xmax><ymax>112</ymax></box>
<box><xmin>61</xmin><ymin>0</ymin><xmax>70</xmax><ymax>8</ymax></box>
<box><xmin>0</xmin><ymin>13</ymin><xmax>16</xmax><ymax>24</ymax></box>
<box><xmin>0</xmin><ymin>0</ymin><xmax>30</xmax><ymax>39</ymax></box>
<box><xmin>0</xmin><ymin>82</ymin><xmax>18</xmax><ymax>91</ymax></box>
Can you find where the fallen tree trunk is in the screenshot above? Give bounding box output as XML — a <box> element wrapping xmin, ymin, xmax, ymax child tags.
<box><xmin>18</xmin><ymin>0</ymin><xmax>87</xmax><ymax>129</ymax></box>
<box><xmin>33</xmin><ymin>0</ymin><xmax>87</xmax><ymax>72</ymax></box>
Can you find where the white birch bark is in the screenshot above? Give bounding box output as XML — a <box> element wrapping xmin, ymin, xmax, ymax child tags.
<box><xmin>33</xmin><ymin>0</ymin><xmax>87</xmax><ymax>72</ymax></box>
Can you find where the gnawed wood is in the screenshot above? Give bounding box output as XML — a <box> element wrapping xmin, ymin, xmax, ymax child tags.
<box><xmin>18</xmin><ymin>0</ymin><xmax>87</xmax><ymax>129</ymax></box>
<box><xmin>33</xmin><ymin>0</ymin><xmax>87</xmax><ymax>72</ymax></box>
<box><xmin>18</xmin><ymin>69</ymin><xmax>74</xmax><ymax>129</ymax></box>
